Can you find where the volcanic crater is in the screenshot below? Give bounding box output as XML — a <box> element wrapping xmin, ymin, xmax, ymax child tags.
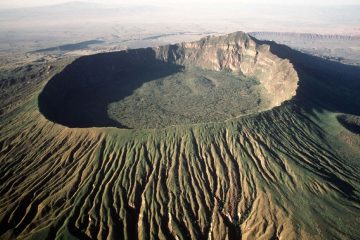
<box><xmin>38</xmin><ymin>32</ymin><xmax>298</xmax><ymax>129</ymax></box>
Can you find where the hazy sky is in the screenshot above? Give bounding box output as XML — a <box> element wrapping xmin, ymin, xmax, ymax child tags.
<box><xmin>0</xmin><ymin>0</ymin><xmax>359</xmax><ymax>8</ymax></box>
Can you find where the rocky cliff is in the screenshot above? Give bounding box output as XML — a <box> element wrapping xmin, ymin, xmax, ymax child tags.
<box><xmin>155</xmin><ymin>32</ymin><xmax>299</xmax><ymax>106</ymax></box>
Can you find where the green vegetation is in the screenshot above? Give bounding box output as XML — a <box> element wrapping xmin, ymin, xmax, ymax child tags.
<box><xmin>108</xmin><ymin>67</ymin><xmax>266</xmax><ymax>128</ymax></box>
<box><xmin>0</xmin><ymin>58</ymin><xmax>71</xmax><ymax>116</ymax></box>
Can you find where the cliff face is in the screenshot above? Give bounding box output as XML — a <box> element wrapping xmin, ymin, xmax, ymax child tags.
<box><xmin>155</xmin><ymin>31</ymin><xmax>299</xmax><ymax>106</ymax></box>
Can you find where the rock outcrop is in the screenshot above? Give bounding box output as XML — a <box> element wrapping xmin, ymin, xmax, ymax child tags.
<box><xmin>155</xmin><ymin>31</ymin><xmax>299</xmax><ymax>106</ymax></box>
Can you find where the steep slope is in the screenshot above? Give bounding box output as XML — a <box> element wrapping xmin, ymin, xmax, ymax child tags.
<box><xmin>0</xmin><ymin>32</ymin><xmax>360</xmax><ymax>240</ymax></box>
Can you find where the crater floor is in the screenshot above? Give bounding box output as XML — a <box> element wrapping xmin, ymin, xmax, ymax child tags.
<box><xmin>108</xmin><ymin>67</ymin><xmax>267</xmax><ymax>128</ymax></box>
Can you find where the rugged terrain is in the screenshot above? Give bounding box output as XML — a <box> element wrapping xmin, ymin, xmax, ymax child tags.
<box><xmin>0</xmin><ymin>31</ymin><xmax>360</xmax><ymax>240</ymax></box>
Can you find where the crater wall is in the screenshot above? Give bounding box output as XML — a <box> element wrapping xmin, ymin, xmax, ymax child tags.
<box><xmin>38</xmin><ymin>32</ymin><xmax>299</xmax><ymax>128</ymax></box>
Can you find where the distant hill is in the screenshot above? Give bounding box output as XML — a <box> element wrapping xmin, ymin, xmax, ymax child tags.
<box><xmin>0</xmin><ymin>1</ymin><xmax>162</xmax><ymax>21</ymax></box>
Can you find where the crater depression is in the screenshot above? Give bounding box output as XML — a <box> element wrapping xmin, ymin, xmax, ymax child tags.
<box><xmin>38</xmin><ymin>32</ymin><xmax>298</xmax><ymax>129</ymax></box>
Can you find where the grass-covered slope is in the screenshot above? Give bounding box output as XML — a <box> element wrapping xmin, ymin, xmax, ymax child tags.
<box><xmin>0</xmin><ymin>32</ymin><xmax>360</xmax><ymax>239</ymax></box>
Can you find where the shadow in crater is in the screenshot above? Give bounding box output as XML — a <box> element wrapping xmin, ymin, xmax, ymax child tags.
<box><xmin>337</xmin><ymin>115</ymin><xmax>360</xmax><ymax>134</ymax></box>
<box><xmin>251</xmin><ymin>37</ymin><xmax>360</xmax><ymax>117</ymax></box>
<box><xmin>38</xmin><ymin>48</ymin><xmax>184</xmax><ymax>128</ymax></box>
